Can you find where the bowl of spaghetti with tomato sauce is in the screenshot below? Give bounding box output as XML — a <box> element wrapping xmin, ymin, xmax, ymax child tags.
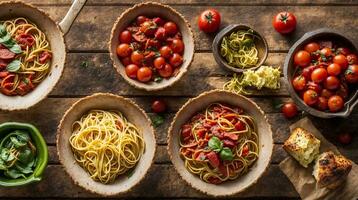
<box><xmin>167</xmin><ymin>90</ymin><xmax>273</xmax><ymax>196</ymax></box>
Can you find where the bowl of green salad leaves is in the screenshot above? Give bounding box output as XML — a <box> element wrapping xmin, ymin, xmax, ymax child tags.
<box><xmin>0</xmin><ymin>122</ymin><xmax>48</xmax><ymax>186</ymax></box>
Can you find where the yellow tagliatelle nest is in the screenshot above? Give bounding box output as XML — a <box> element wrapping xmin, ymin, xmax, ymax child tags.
<box><xmin>220</xmin><ymin>29</ymin><xmax>259</xmax><ymax>68</ymax></box>
<box><xmin>69</xmin><ymin>110</ymin><xmax>145</xmax><ymax>184</ymax></box>
<box><xmin>224</xmin><ymin>66</ymin><xmax>281</xmax><ymax>95</ymax></box>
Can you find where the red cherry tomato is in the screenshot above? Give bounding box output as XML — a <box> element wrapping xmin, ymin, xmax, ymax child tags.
<box><xmin>154</xmin><ymin>27</ymin><xmax>167</xmax><ymax>41</ymax></box>
<box><xmin>198</xmin><ymin>9</ymin><xmax>221</xmax><ymax>33</ymax></box>
<box><xmin>158</xmin><ymin>64</ymin><xmax>173</xmax><ymax>78</ymax></box>
<box><xmin>294</xmin><ymin>50</ymin><xmax>311</xmax><ymax>67</ymax></box>
<box><xmin>153</xmin><ymin>17</ymin><xmax>165</xmax><ymax>26</ymax></box>
<box><xmin>321</xmin><ymin>89</ymin><xmax>334</xmax><ymax>99</ymax></box>
<box><xmin>328</xmin><ymin>95</ymin><xmax>344</xmax><ymax>112</ymax></box>
<box><xmin>119</xmin><ymin>30</ymin><xmax>132</xmax><ymax>44</ymax></box>
<box><xmin>169</xmin><ymin>53</ymin><xmax>183</xmax><ymax>68</ymax></box>
<box><xmin>131</xmin><ymin>51</ymin><xmax>144</xmax><ymax>65</ymax></box>
<box><xmin>164</xmin><ymin>22</ymin><xmax>178</xmax><ymax>36</ymax></box>
<box><xmin>320</xmin><ymin>47</ymin><xmax>333</xmax><ymax>57</ymax></box>
<box><xmin>281</xmin><ymin>102</ymin><xmax>298</xmax><ymax>118</ymax></box>
<box><xmin>311</xmin><ymin>68</ymin><xmax>328</xmax><ymax>83</ymax></box>
<box><xmin>292</xmin><ymin>75</ymin><xmax>306</xmax><ymax>91</ymax></box>
<box><xmin>121</xmin><ymin>57</ymin><xmax>132</xmax><ymax>66</ymax></box>
<box><xmin>272</xmin><ymin>12</ymin><xmax>297</xmax><ymax>34</ymax></box>
<box><xmin>327</xmin><ymin>63</ymin><xmax>341</xmax><ymax>76</ymax></box>
<box><xmin>137</xmin><ymin>67</ymin><xmax>152</xmax><ymax>82</ymax></box>
<box><xmin>302</xmin><ymin>65</ymin><xmax>316</xmax><ymax>80</ymax></box>
<box><xmin>324</xmin><ymin>76</ymin><xmax>340</xmax><ymax>90</ymax></box>
<box><xmin>170</xmin><ymin>39</ymin><xmax>184</xmax><ymax>54</ymax></box>
<box><xmin>136</xmin><ymin>16</ymin><xmax>148</xmax><ymax>25</ymax></box>
<box><xmin>345</xmin><ymin>64</ymin><xmax>358</xmax><ymax>83</ymax></box>
<box><xmin>154</xmin><ymin>57</ymin><xmax>166</xmax><ymax>69</ymax></box>
<box><xmin>140</xmin><ymin>21</ymin><xmax>157</xmax><ymax>36</ymax></box>
<box><xmin>306</xmin><ymin>81</ymin><xmax>322</xmax><ymax>94</ymax></box>
<box><xmin>336</xmin><ymin>84</ymin><xmax>349</xmax><ymax>100</ymax></box>
<box><xmin>303</xmin><ymin>89</ymin><xmax>318</xmax><ymax>106</ymax></box>
<box><xmin>337</xmin><ymin>132</ymin><xmax>353</xmax><ymax>145</ymax></box>
<box><xmin>159</xmin><ymin>46</ymin><xmax>173</xmax><ymax>59</ymax></box>
<box><xmin>346</xmin><ymin>54</ymin><xmax>358</xmax><ymax>65</ymax></box>
<box><xmin>151</xmin><ymin>100</ymin><xmax>166</xmax><ymax>113</ymax></box>
<box><xmin>125</xmin><ymin>64</ymin><xmax>139</xmax><ymax>79</ymax></box>
<box><xmin>316</xmin><ymin>97</ymin><xmax>328</xmax><ymax>111</ymax></box>
<box><xmin>116</xmin><ymin>43</ymin><xmax>132</xmax><ymax>57</ymax></box>
<box><xmin>333</xmin><ymin>54</ymin><xmax>348</xmax><ymax>69</ymax></box>
<box><xmin>304</xmin><ymin>42</ymin><xmax>320</xmax><ymax>53</ymax></box>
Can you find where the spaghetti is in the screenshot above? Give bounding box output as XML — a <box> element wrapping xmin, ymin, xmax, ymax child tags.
<box><xmin>220</xmin><ymin>29</ymin><xmax>259</xmax><ymax>68</ymax></box>
<box><xmin>0</xmin><ymin>17</ymin><xmax>52</xmax><ymax>96</ymax></box>
<box><xmin>69</xmin><ymin>110</ymin><xmax>145</xmax><ymax>184</ymax></box>
<box><xmin>179</xmin><ymin>103</ymin><xmax>259</xmax><ymax>184</ymax></box>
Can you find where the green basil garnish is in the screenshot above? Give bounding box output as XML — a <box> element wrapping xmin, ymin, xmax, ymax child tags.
<box><xmin>0</xmin><ymin>23</ymin><xmax>22</xmax><ymax>54</ymax></box>
<box><xmin>208</xmin><ymin>136</ymin><xmax>223</xmax><ymax>152</ymax></box>
<box><xmin>6</xmin><ymin>60</ymin><xmax>21</xmax><ymax>72</ymax></box>
<box><xmin>220</xmin><ymin>147</ymin><xmax>234</xmax><ymax>161</ymax></box>
<box><xmin>150</xmin><ymin>114</ymin><xmax>164</xmax><ymax>127</ymax></box>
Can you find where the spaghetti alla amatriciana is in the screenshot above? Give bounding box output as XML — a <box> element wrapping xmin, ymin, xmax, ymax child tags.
<box><xmin>69</xmin><ymin>110</ymin><xmax>145</xmax><ymax>184</ymax></box>
<box><xmin>179</xmin><ymin>103</ymin><xmax>259</xmax><ymax>184</ymax></box>
<box><xmin>0</xmin><ymin>17</ymin><xmax>52</xmax><ymax>96</ymax></box>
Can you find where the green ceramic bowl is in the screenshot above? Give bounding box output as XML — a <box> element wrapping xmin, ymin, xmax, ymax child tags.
<box><xmin>0</xmin><ymin>122</ymin><xmax>48</xmax><ymax>187</ymax></box>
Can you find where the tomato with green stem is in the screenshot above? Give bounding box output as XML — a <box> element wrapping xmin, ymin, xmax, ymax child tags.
<box><xmin>303</xmin><ymin>89</ymin><xmax>318</xmax><ymax>106</ymax></box>
<box><xmin>272</xmin><ymin>12</ymin><xmax>297</xmax><ymax>34</ymax></box>
<box><xmin>328</xmin><ymin>95</ymin><xmax>344</xmax><ymax>112</ymax></box>
<box><xmin>198</xmin><ymin>9</ymin><xmax>221</xmax><ymax>33</ymax></box>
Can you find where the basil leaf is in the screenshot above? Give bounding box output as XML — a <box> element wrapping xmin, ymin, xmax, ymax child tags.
<box><xmin>10</xmin><ymin>136</ymin><xmax>27</xmax><ymax>148</ymax></box>
<box><xmin>220</xmin><ymin>147</ymin><xmax>234</xmax><ymax>161</ymax></box>
<box><xmin>18</xmin><ymin>147</ymin><xmax>34</xmax><ymax>164</ymax></box>
<box><xmin>208</xmin><ymin>137</ymin><xmax>223</xmax><ymax>152</ymax></box>
<box><xmin>4</xmin><ymin>168</ymin><xmax>25</xmax><ymax>179</ymax></box>
<box><xmin>151</xmin><ymin>114</ymin><xmax>164</xmax><ymax>127</ymax></box>
<box><xmin>0</xmin><ymin>33</ymin><xmax>11</xmax><ymax>43</ymax></box>
<box><xmin>9</xmin><ymin>44</ymin><xmax>22</xmax><ymax>54</ymax></box>
<box><xmin>15</xmin><ymin>131</ymin><xmax>30</xmax><ymax>143</ymax></box>
<box><xmin>15</xmin><ymin>162</ymin><xmax>33</xmax><ymax>174</ymax></box>
<box><xmin>0</xmin><ymin>148</ymin><xmax>10</xmax><ymax>161</ymax></box>
<box><xmin>0</xmin><ymin>24</ymin><xmax>6</xmax><ymax>37</ymax></box>
<box><xmin>6</xmin><ymin>60</ymin><xmax>21</xmax><ymax>72</ymax></box>
<box><xmin>154</xmin><ymin>77</ymin><xmax>163</xmax><ymax>82</ymax></box>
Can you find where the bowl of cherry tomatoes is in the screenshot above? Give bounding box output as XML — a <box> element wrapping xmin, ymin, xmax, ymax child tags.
<box><xmin>109</xmin><ymin>2</ymin><xmax>194</xmax><ymax>91</ymax></box>
<box><xmin>284</xmin><ymin>28</ymin><xmax>358</xmax><ymax>118</ymax></box>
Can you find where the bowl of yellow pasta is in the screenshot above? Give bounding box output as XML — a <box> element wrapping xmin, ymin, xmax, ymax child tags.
<box><xmin>212</xmin><ymin>24</ymin><xmax>268</xmax><ymax>73</ymax></box>
<box><xmin>57</xmin><ymin>93</ymin><xmax>156</xmax><ymax>196</ymax></box>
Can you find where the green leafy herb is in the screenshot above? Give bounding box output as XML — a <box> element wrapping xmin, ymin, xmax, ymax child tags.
<box><xmin>208</xmin><ymin>137</ymin><xmax>223</xmax><ymax>152</ymax></box>
<box><xmin>0</xmin><ymin>24</ymin><xmax>22</xmax><ymax>54</ymax></box>
<box><xmin>219</xmin><ymin>147</ymin><xmax>234</xmax><ymax>161</ymax></box>
<box><xmin>151</xmin><ymin>114</ymin><xmax>164</xmax><ymax>127</ymax></box>
<box><xmin>154</xmin><ymin>77</ymin><xmax>163</xmax><ymax>82</ymax></box>
<box><xmin>126</xmin><ymin>168</ymin><xmax>135</xmax><ymax>178</ymax></box>
<box><xmin>6</xmin><ymin>60</ymin><xmax>21</xmax><ymax>72</ymax></box>
<box><xmin>0</xmin><ymin>25</ymin><xmax>6</xmax><ymax>36</ymax></box>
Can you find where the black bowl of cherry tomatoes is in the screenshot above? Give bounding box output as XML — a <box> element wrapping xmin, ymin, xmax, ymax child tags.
<box><xmin>284</xmin><ymin>28</ymin><xmax>358</xmax><ymax>118</ymax></box>
<box><xmin>109</xmin><ymin>2</ymin><xmax>194</xmax><ymax>91</ymax></box>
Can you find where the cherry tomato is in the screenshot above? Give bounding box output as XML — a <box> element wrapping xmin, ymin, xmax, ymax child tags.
<box><xmin>328</xmin><ymin>95</ymin><xmax>344</xmax><ymax>112</ymax></box>
<box><xmin>198</xmin><ymin>9</ymin><xmax>221</xmax><ymax>33</ymax></box>
<box><xmin>337</xmin><ymin>132</ymin><xmax>352</xmax><ymax>145</ymax></box>
<box><xmin>304</xmin><ymin>42</ymin><xmax>320</xmax><ymax>53</ymax></box>
<box><xmin>164</xmin><ymin>22</ymin><xmax>178</xmax><ymax>36</ymax></box>
<box><xmin>294</xmin><ymin>50</ymin><xmax>311</xmax><ymax>67</ymax></box>
<box><xmin>316</xmin><ymin>97</ymin><xmax>328</xmax><ymax>111</ymax></box>
<box><xmin>125</xmin><ymin>64</ymin><xmax>139</xmax><ymax>79</ymax></box>
<box><xmin>303</xmin><ymin>89</ymin><xmax>318</xmax><ymax>106</ymax></box>
<box><xmin>302</xmin><ymin>65</ymin><xmax>316</xmax><ymax>80</ymax></box>
<box><xmin>140</xmin><ymin>21</ymin><xmax>157</xmax><ymax>36</ymax></box>
<box><xmin>121</xmin><ymin>57</ymin><xmax>132</xmax><ymax>66</ymax></box>
<box><xmin>292</xmin><ymin>75</ymin><xmax>306</xmax><ymax>91</ymax></box>
<box><xmin>345</xmin><ymin>64</ymin><xmax>358</xmax><ymax>83</ymax></box>
<box><xmin>333</xmin><ymin>54</ymin><xmax>348</xmax><ymax>69</ymax></box>
<box><xmin>160</xmin><ymin>46</ymin><xmax>173</xmax><ymax>59</ymax></box>
<box><xmin>131</xmin><ymin>51</ymin><xmax>144</xmax><ymax>65</ymax></box>
<box><xmin>137</xmin><ymin>67</ymin><xmax>152</xmax><ymax>82</ymax></box>
<box><xmin>306</xmin><ymin>81</ymin><xmax>322</xmax><ymax>94</ymax></box>
<box><xmin>321</xmin><ymin>89</ymin><xmax>334</xmax><ymax>99</ymax></box>
<box><xmin>272</xmin><ymin>12</ymin><xmax>297</xmax><ymax>34</ymax></box>
<box><xmin>281</xmin><ymin>102</ymin><xmax>298</xmax><ymax>118</ymax></box>
<box><xmin>346</xmin><ymin>54</ymin><xmax>358</xmax><ymax>65</ymax></box>
<box><xmin>151</xmin><ymin>100</ymin><xmax>166</xmax><ymax>113</ymax></box>
<box><xmin>320</xmin><ymin>47</ymin><xmax>332</xmax><ymax>57</ymax></box>
<box><xmin>158</xmin><ymin>64</ymin><xmax>173</xmax><ymax>78</ymax></box>
<box><xmin>153</xmin><ymin>17</ymin><xmax>165</xmax><ymax>26</ymax></box>
<box><xmin>327</xmin><ymin>63</ymin><xmax>341</xmax><ymax>76</ymax></box>
<box><xmin>170</xmin><ymin>39</ymin><xmax>184</xmax><ymax>54</ymax></box>
<box><xmin>337</xmin><ymin>47</ymin><xmax>351</xmax><ymax>56</ymax></box>
<box><xmin>324</xmin><ymin>76</ymin><xmax>340</xmax><ymax>90</ymax></box>
<box><xmin>311</xmin><ymin>68</ymin><xmax>328</xmax><ymax>83</ymax></box>
<box><xmin>154</xmin><ymin>27</ymin><xmax>167</xmax><ymax>41</ymax></box>
<box><xmin>119</xmin><ymin>30</ymin><xmax>132</xmax><ymax>44</ymax></box>
<box><xmin>116</xmin><ymin>43</ymin><xmax>132</xmax><ymax>57</ymax></box>
<box><xmin>336</xmin><ymin>84</ymin><xmax>349</xmax><ymax>100</ymax></box>
<box><xmin>169</xmin><ymin>53</ymin><xmax>183</xmax><ymax>68</ymax></box>
<box><xmin>136</xmin><ymin>16</ymin><xmax>147</xmax><ymax>25</ymax></box>
<box><xmin>154</xmin><ymin>57</ymin><xmax>166</xmax><ymax>69</ymax></box>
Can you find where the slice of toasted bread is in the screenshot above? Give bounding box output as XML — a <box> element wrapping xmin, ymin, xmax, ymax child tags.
<box><xmin>283</xmin><ymin>127</ymin><xmax>321</xmax><ymax>168</ymax></box>
<box><xmin>313</xmin><ymin>151</ymin><xmax>352</xmax><ymax>189</ymax></box>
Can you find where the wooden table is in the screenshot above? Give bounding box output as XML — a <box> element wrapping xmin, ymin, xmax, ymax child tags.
<box><xmin>0</xmin><ymin>0</ymin><xmax>357</xmax><ymax>199</ymax></box>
